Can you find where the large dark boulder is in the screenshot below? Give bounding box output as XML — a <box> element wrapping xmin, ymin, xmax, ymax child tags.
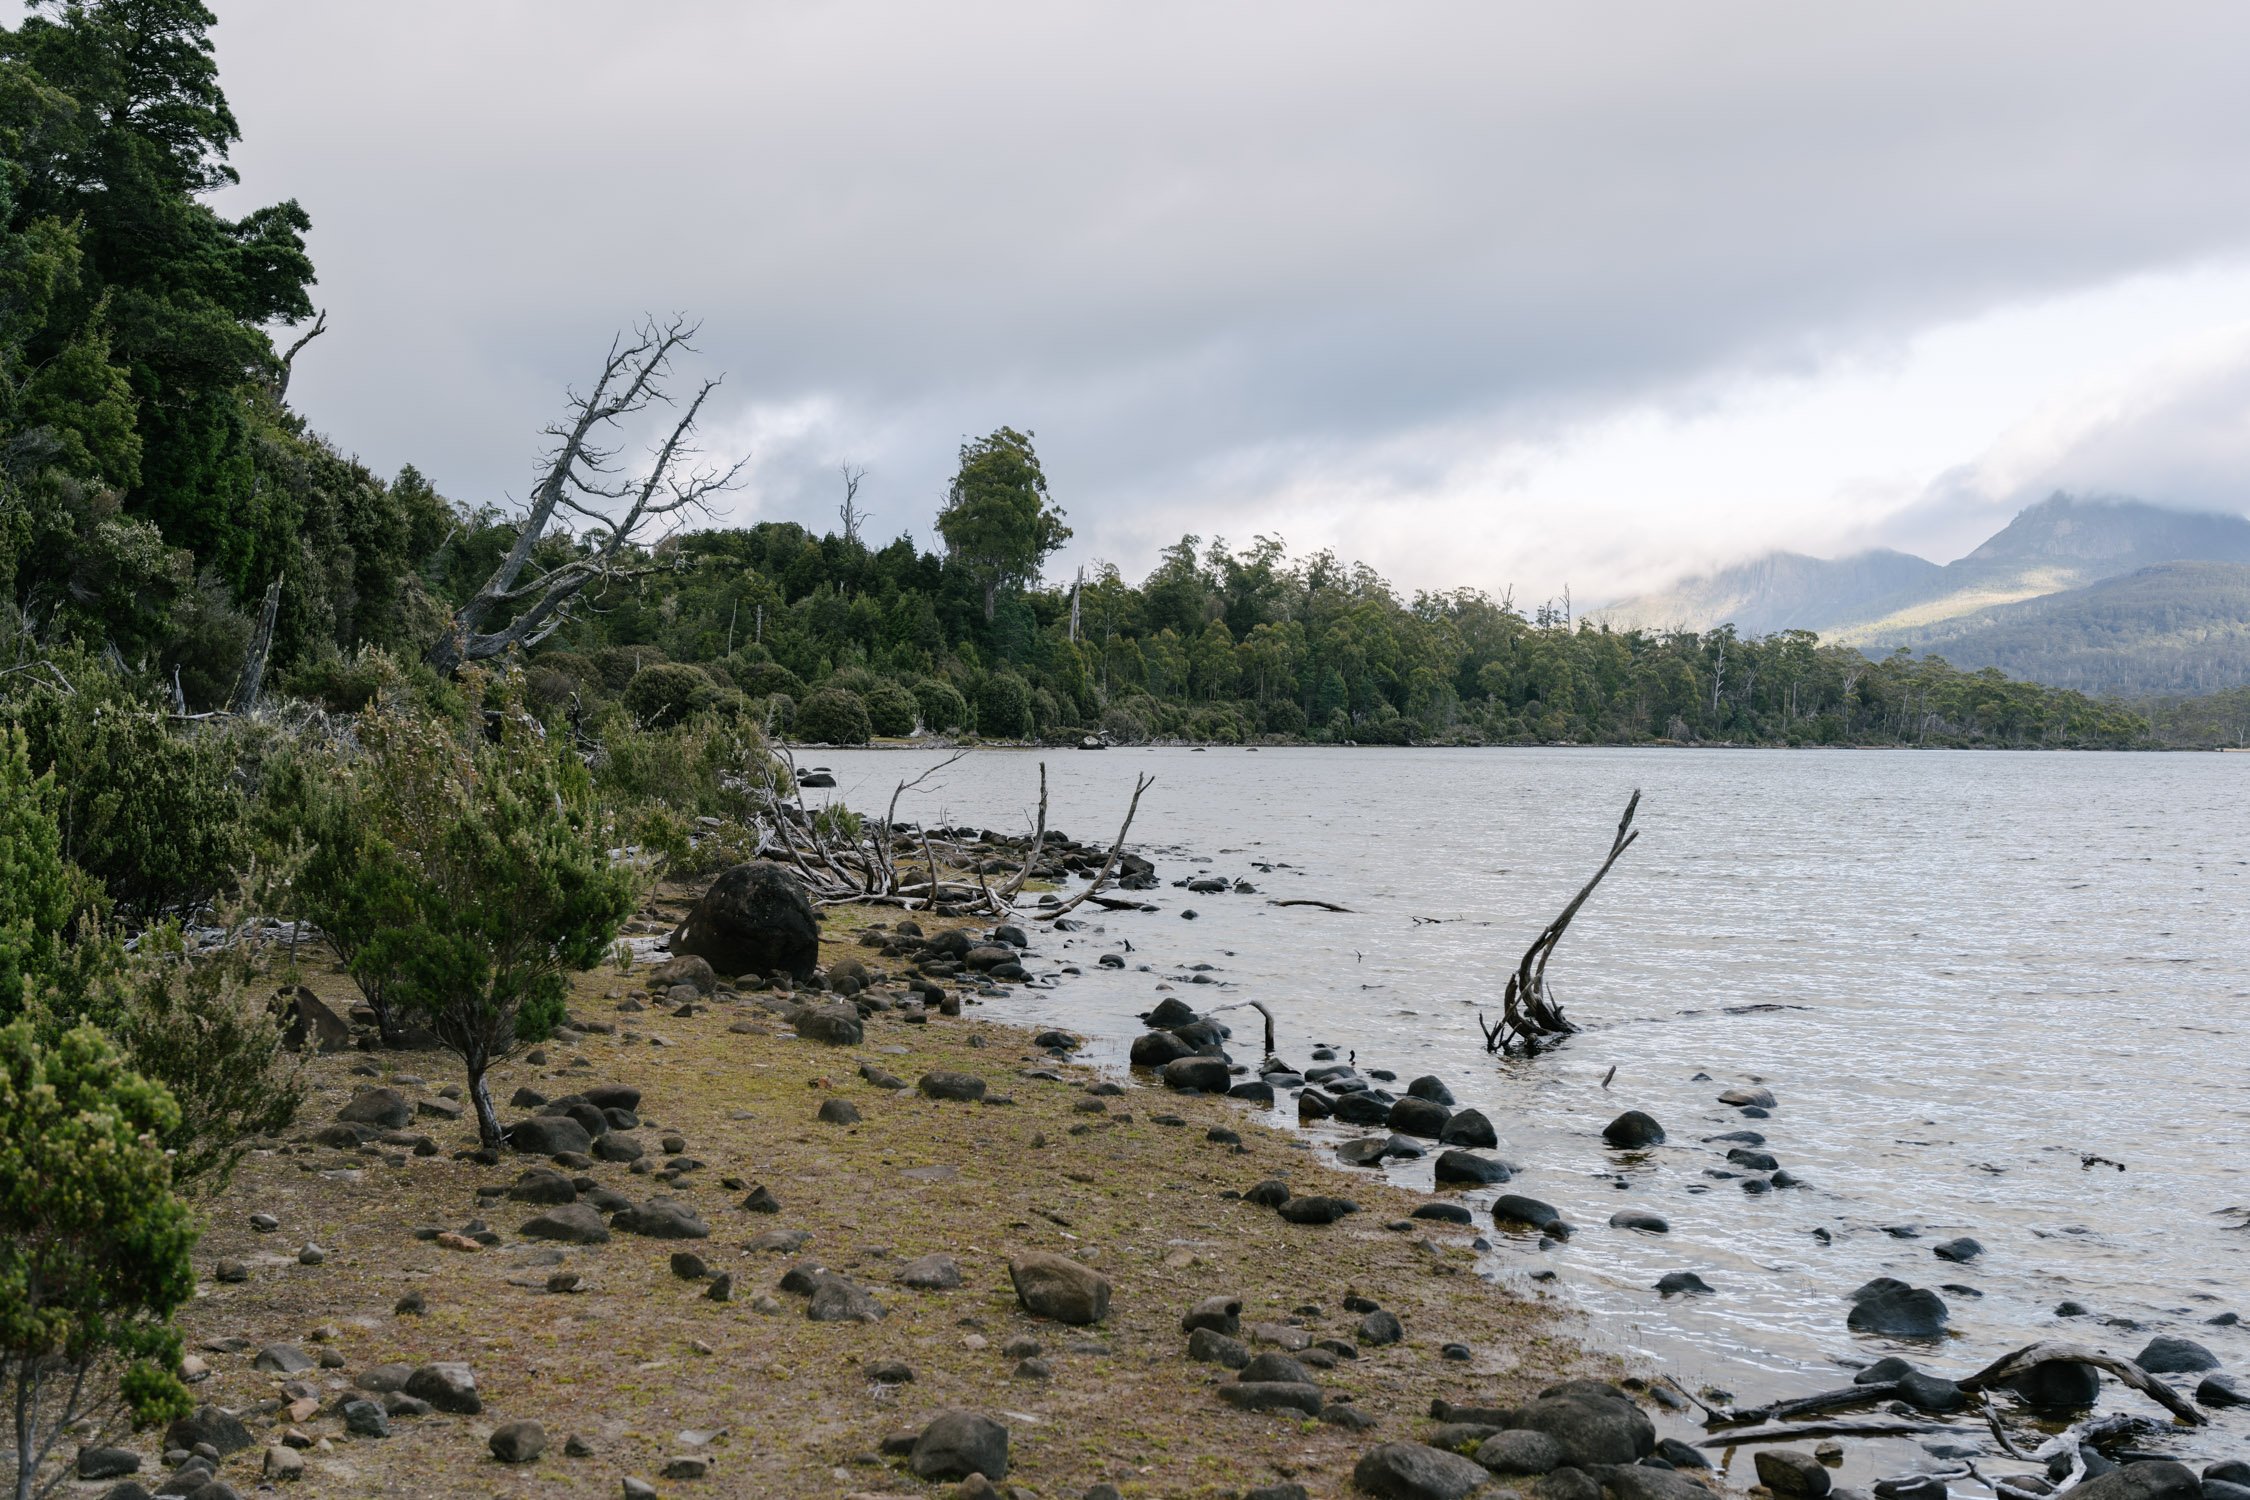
<box><xmin>1602</xmin><ymin>1110</ymin><xmax>1664</xmax><ymax>1148</ymax></box>
<box><xmin>2134</xmin><ymin>1336</ymin><xmax>2219</xmax><ymax>1374</ymax></box>
<box><xmin>1130</xmin><ymin>1030</ymin><xmax>1194</xmax><ymax>1068</ymax></box>
<box><xmin>1351</xmin><ymin>1441</ymin><xmax>1491</xmax><ymax>1499</ymax></box>
<box><xmin>1846</xmin><ymin>1278</ymin><xmax>1949</xmax><ymax>1338</ymax></box>
<box><xmin>669</xmin><ymin>861</ymin><xmax>820</xmax><ymax>981</ymax></box>
<box><xmin>1441</xmin><ymin>1109</ymin><xmax>1499</xmax><ymax>1149</ymax></box>
<box><xmin>909</xmin><ymin>1410</ymin><xmax>1009</xmax><ymax>1482</ymax></box>
<box><xmin>1507</xmin><ymin>1381</ymin><xmax>1655</xmax><ymax>1468</ymax></box>
<box><xmin>2068</xmin><ymin>1463</ymin><xmax>2201</xmax><ymax>1500</ymax></box>
<box><xmin>2006</xmin><ymin>1357</ymin><xmax>2101</xmax><ymax>1410</ymax></box>
<box><xmin>1389</xmin><ymin>1096</ymin><xmax>1453</xmax><ymax>1139</ymax></box>
<box><xmin>506</xmin><ymin>1115</ymin><xmax>592</xmax><ymax>1158</ymax></box>
<box><xmin>165</xmin><ymin>1407</ymin><xmax>253</xmax><ymax>1457</ymax></box>
<box><xmin>338</xmin><ymin>1086</ymin><xmax>411</xmax><ymax>1131</ymax></box>
<box><xmin>1162</xmin><ymin>1056</ymin><xmax>1231</xmax><ymax>1093</ymax></box>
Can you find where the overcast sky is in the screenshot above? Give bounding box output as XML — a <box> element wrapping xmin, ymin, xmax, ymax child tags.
<box><xmin>180</xmin><ymin>2</ymin><xmax>2250</xmax><ymax>602</ymax></box>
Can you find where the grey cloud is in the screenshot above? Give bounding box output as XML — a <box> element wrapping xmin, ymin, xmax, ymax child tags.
<box><xmin>213</xmin><ymin>0</ymin><xmax>2250</xmax><ymax>587</ymax></box>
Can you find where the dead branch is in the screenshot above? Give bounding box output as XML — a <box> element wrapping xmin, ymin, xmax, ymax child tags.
<box><xmin>1480</xmin><ymin>788</ymin><xmax>1640</xmax><ymax>1054</ymax></box>
<box><xmin>1697</xmin><ymin>1418</ymin><xmax>1945</xmax><ymax>1446</ymax></box>
<box><xmin>1708</xmin><ymin>1382</ymin><xmax>1903</xmax><ymax>1427</ymax></box>
<box><xmin>1036</xmin><ymin>773</ymin><xmax>1154</xmax><ymax>921</ymax></box>
<box><xmin>1203</xmin><ymin>999</ymin><xmax>1276</xmax><ymax>1058</ymax></box>
<box><xmin>227</xmin><ymin>579</ymin><xmax>282</xmax><ymax>715</ymax></box>
<box><xmin>428</xmin><ymin>317</ymin><xmax>745</xmax><ymax>674</ymax></box>
<box><xmin>1269</xmin><ymin>898</ymin><xmax>1354</xmax><ymax>913</ymax></box>
<box><xmin>1956</xmin><ymin>1342</ymin><xmax>2203</xmax><ymax>1426</ymax></box>
<box><xmin>275</xmin><ymin>308</ymin><xmax>327</xmax><ymax>400</ymax></box>
<box><xmin>996</xmin><ymin>762</ymin><xmax>1049</xmax><ymax>904</ymax></box>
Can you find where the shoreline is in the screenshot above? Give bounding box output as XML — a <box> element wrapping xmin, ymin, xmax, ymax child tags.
<box><xmin>150</xmin><ymin>899</ymin><xmax>1648</xmax><ymax>1499</ymax></box>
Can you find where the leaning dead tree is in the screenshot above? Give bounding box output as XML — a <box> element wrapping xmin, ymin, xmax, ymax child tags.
<box><xmin>1480</xmin><ymin>789</ymin><xmax>1640</xmax><ymax>1054</ymax></box>
<box><xmin>428</xmin><ymin>317</ymin><xmax>745</xmax><ymax>675</ymax></box>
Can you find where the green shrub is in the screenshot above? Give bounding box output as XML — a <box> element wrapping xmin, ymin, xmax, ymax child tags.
<box><xmin>864</xmin><ymin>680</ymin><xmax>919</xmax><ymax>737</ymax></box>
<box><xmin>622</xmin><ymin>662</ymin><xmax>720</xmax><ymax>728</ymax></box>
<box><xmin>826</xmin><ymin>666</ymin><xmax>881</xmax><ymax>698</ymax></box>
<box><xmin>0</xmin><ymin>728</ymin><xmax>74</xmax><ymax>1016</ymax></box>
<box><xmin>341</xmin><ymin>685</ymin><xmax>641</xmax><ymax>1144</ymax></box>
<box><xmin>976</xmin><ymin>673</ymin><xmax>1033</xmax><ymax>739</ymax></box>
<box><xmin>1</xmin><ymin>664</ymin><xmax>248</xmax><ymax>916</ymax></box>
<box><xmin>0</xmin><ymin>1021</ymin><xmax>197</xmax><ymax>1497</ymax></box>
<box><xmin>912</xmin><ymin>678</ymin><xmax>969</xmax><ymax>733</ymax></box>
<box><xmin>796</xmin><ymin>687</ymin><xmax>872</xmax><ymax>744</ymax></box>
<box><xmin>731</xmin><ymin>660</ymin><xmax>805</xmax><ymax>700</ymax></box>
<box><xmin>1098</xmin><ymin>703</ymin><xmax>1149</xmax><ymax>745</ymax></box>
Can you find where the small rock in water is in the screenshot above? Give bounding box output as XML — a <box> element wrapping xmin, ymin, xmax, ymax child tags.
<box><xmin>1602</xmin><ymin>1110</ymin><xmax>1665</xmax><ymax>1148</ymax></box>
<box><xmin>1932</xmin><ymin>1236</ymin><xmax>1983</xmax><ymax>1263</ymax></box>
<box><xmin>1755</xmin><ymin>1448</ymin><xmax>1831</xmax><ymax>1498</ymax></box>
<box><xmin>2134</xmin><ymin>1335</ymin><xmax>2219</xmax><ymax>1374</ymax></box>
<box><xmin>1656</xmin><ymin>1271</ymin><xmax>1714</xmax><ymax>1297</ymax></box>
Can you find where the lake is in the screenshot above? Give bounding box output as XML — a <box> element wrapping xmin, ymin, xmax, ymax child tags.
<box><xmin>804</xmin><ymin>744</ymin><xmax>2250</xmax><ymax>1477</ymax></box>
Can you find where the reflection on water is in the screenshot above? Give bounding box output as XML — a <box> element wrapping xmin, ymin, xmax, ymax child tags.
<box><xmin>809</xmin><ymin>744</ymin><xmax>2250</xmax><ymax>1471</ymax></box>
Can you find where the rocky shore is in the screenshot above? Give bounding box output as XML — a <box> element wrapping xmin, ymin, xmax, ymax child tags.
<box><xmin>115</xmin><ymin>891</ymin><xmax>1680</xmax><ymax>1500</ymax></box>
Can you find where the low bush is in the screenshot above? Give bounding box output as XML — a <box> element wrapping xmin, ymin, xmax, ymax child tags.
<box><xmin>796</xmin><ymin>687</ymin><xmax>872</xmax><ymax>744</ymax></box>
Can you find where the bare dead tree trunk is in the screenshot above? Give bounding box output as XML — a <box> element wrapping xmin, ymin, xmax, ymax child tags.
<box><xmin>427</xmin><ymin>318</ymin><xmax>745</xmax><ymax>675</ymax></box>
<box><xmin>229</xmin><ymin>579</ymin><xmax>282</xmax><ymax>715</ymax></box>
<box><xmin>1037</xmin><ymin>773</ymin><xmax>1153</xmax><ymax>921</ymax></box>
<box><xmin>1479</xmin><ymin>789</ymin><xmax>1641</xmax><ymax>1054</ymax></box>
<box><xmin>995</xmin><ymin>762</ymin><xmax>1048</xmax><ymax>902</ymax></box>
<box><xmin>274</xmin><ymin>308</ymin><xmax>327</xmax><ymax>401</ymax></box>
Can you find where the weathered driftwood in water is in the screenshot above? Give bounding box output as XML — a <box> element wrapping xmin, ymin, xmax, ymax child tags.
<box><xmin>1709</xmin><ymin>1382</ymin><xmax>1905</xmax><ymax>1426</ymax></box>
<box><xmin>1036</xmin><ymin>773</ymin><xmax>1155</xmax><ymax>922</ymax></box>
<box><xmin>1958</xmin><ymin>1342</ymin><xmax>2204</xmax><ymax>1425</ymax></box>
<box><xmin>1204</xmin><ymin>998</ymin><xmax>1277</xmax><ymax>1058</ymax></box>
<box><xmin>1698</xmin><ymin>1419</ymin><xmax>1948</xmax><ymax>1450</ymax></box>
<box><xmin>1269</xmin><ymin>898</ymin><xmax>1354</xmax><ymax>913</ymax></box>
<box><xmin>1480</xmin><ymin>789</ymin><xmax>1641</xmax><ymax>1054</ymax></box>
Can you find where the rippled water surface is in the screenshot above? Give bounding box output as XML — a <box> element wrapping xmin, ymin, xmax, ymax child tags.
<box><xmin>808</xmin><ymin>745</ymin><xmax>2250</xmax><ymax>1472</ymax></box>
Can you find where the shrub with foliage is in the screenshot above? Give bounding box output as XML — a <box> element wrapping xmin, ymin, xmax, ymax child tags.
<box><xmin>0</xmin><ymin>1022</ymin><xmax>197</xmax><ymax>1498</ymax></box>
<box><xmin>864</xmin><ymin>680</ymin><xmax>919</xmax><ymax>737</ymax></box>
<box><xmin>731</xmin><ymin>660</ymin><xmax>806</xmax><ymax>700</ymax></box>
<box><xmin>0</xmin><ymin>729</ymin><xmax>72</xmax><ymax>1015</ymax></box>
<box><xmin>0</xmin><ymin>666</ymin><xmax>247</xmax><ymax>916</ymax></box>
<box><xmin>795</xmin><ymin>687</ymin><xmax>872</xmax><ymax>745</ymax></box>
<box><xmin>911</xmin><ymin>678</ymin><xmax>969</xmax><ymax>734</ymax></box>
<box><xmin>976</xmin><ymin>672</ymin><xmax>1033</xmax><ymax>739</ymax></box>
<box><xmin>338</xmin><ymin>685</ymin><xmax>641</xmax><ymax>1145</ymax></box>
<box><xmin>622</xmin><ymin>662</ymin><xmax>719</xmax><ymax>728</ymax></box>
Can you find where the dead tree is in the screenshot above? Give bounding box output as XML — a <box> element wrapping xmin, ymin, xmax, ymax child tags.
<box><xmin>1480</xmin><ymin>789</ymin><xmax>1640</xmax><ymax>1054</ymax></box>
<box><xmin>838</xmin><ymin>464</ymin><xmax>869</xmax><ymax>546</ymax></box>
<box><xmin>1036</xmin><ymin>773</ymin><xmax>1153</xmax><ymax>922</ymax></box>
<box><xmin>427</xmin><ymin>318</ymin><xmax>745</xmax><ymax>675</ymax></box>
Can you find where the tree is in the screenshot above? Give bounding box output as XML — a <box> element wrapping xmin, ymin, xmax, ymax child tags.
<box><xmin>936</xmin><ymin>427</ymin><xmax>1069</xmax><ymax>622</ymax></box>
<box><xmin>976</xmin><ymin>672</ymin><xmax>1033</xmax><ymax>739</ymax></box>
<box><xmin>0</xmin><ymin>730</ymin><xmax>72</xmax><ymax>1016</ymax></box>
<box><xmin>340</xmin><ymin>687</ymin><xmax>639</xmax><ymax>1147</ymax></box>
<box><xmin>0</xmin><ymin>1021</ymin><xmax>196</xmax><ymax>1500</ymax></box>
<box><xmin>795</xmin><ymin>687</ymin><xmax>871</xmax><ymax>745</ymax></box>
<box><xmin>427</xmin><ymin>319</ymin><xmax>745</xmax><ymax>675</ymax></box>
<box><xmin>863</xmin><ymin>679</ymin><xmax>918</xmax><ymax>737</ymax></box>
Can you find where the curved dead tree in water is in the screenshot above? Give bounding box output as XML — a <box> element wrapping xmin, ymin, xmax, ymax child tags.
<box><xmin>1480</xmin><ymin>789</ymin><xmax>1640</xmax><ymax>1055</ymax></box>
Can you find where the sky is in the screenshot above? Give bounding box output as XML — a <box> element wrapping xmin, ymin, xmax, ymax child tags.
<box><xmin>172</xmin><ymin>1</ymin><xmax>2250</xmax><ymax>604</ymax></box>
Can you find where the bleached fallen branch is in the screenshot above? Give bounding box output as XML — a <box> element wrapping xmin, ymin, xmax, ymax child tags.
<box><xmin>1036</xmin><ymin>773</ymin><xmax>1154</xmax><ymax>922</ymax></box>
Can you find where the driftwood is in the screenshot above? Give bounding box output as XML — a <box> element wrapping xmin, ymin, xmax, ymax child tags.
<box><xmin>1698</xmin><ymin>1418</ymin><xmax>1945</xmax><ymax>1446</ymax></box>
<box><xmin>1270</xmin><ymin>898</ymin><xmax>1353</xmax><ymax>913</ymax></box>
<box><xmin>1203</xmin><ymin>999</ymin><xmax>1276</xmax><ymax>1058</ymax></box>
<box><xmin>1958</xmin><ymin>1342</ymin><xmax>2204</xmax><ymax>1426</ymax></box>
<box><xmin>1709</xmin><ymin>1381</ymin><xmax>1903</xmax><ymax>1426</ymax></box>
<box><xmin>1036</xmin><ymin>773</ymin><xmax>1154</xmax><ymax>922</ymax></box>
<box><xmin>994</xmin><ymin>762</ymin><xmax>1048</xmax><ymax>906</ymax></box>
<box><xmin>1480</xmin><ymin>789</ymin><xmax>1641</xmax><ymax>1053</ymax></box>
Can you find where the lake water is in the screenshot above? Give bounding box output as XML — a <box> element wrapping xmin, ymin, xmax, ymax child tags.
<box><xmin>806</xmin><ymin>744</ymin><xmax>2250</xmax><ymax>1478</ymax></box>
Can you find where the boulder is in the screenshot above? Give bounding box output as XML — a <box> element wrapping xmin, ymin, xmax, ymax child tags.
<box><xmin>75</xmin><ymin>1448</ymin><xmax>141</xmax><ymax>1481</ymax></box>
<box><xmin>1931</xmin><ymin>1237</ymin><xmax>1983</xmax><ymax>1263</ymax></box>
<box><xmin>1476</xmin><ymin>1429</ymin><xmax>1565</xmax><ymax>1476</ymax></box>
<box><xmin>1220</xmin><ymin>1382</ymin><xmax>1323</xmax><ymax>1415</ymax></box>
<box><xmin>1492</xmin><ymin>1194</ymin><xmax>1566</xmax><ymax>1232</ymax></box>
<box><xmin>611</xmin><ymin>1198</ymin><xmax>709</xmax><ymax>1239</ymax></box>
<box><xmin>1602</xmin><ymin>1111</ymin><xmax>1665</xmax><ymax>1148</ymax></box>
<box><xmin>1754</xmin><ymin>1449</ymin><xmax>1831</xmax><ymax>1499</ymax></box>
<box><xmin>581</xmin><ymin>1084</ymin><xmax>641</xmax><ymax>1111</ymax></box>
<box><xmin>896</xmin><ymin>1254</ymin><xmax>963</xmax><ymax>1290</ymax></box>
<box><xmin>2005</xmin><ymin>1358</ymin><xmax>2101</xmax><ymax>1410</ymax></box>
<box><xmin>282</xmin><ymin>988</ymin><xmax>351</xmax><ymax>1054</ymax></box>
<box><xmin>1389</xmin><ymin>1096</ymin><xmax>1453</xmax><ymax>1138</ymax></box>
<box><xmin>1351</xmin><ymin>1441</ymin><xmax>1492</xmax><ymax>1499</ymax></box>
<box><xmin>669</xmin><ymin>861</ymin><xmax>821</xmax><ymax>981</ymax></box>
<box><xmin>506</xmin><ymin>1168</ymin><xmax>578</xmax><ymax>1205</ymax></box>
<box><xmin>2067</xmin><ymin>1463</ymin><xmax>2201</xmax><ymax>1500</ymax></box>
<box><xmin>1507</xmin><ymin>1381</ymin><xmax>1655</xmax><ymax>1467</ymax></box>
<box><xmin>795</xmin><ymin>1004</ymin><xmax>864</xmax><ymax>1046</ymax></box>
<box><xmin>1407</xmin><ymin>1075</ymin><xmax>1457</xmax><ymax>1106</ymax></box>
<box><xmin>1009</xmin><ymin>1252</ymin><xmax>1111</xmax><ymax>1325</ymax></box>
<box><xmin>805</xmin><ymin>1272</ymin><xmax>886</xmax><ymax>1323</ymax></box>
<box><xmin>1130</xmin><ymin>1030</ymin><xmax>1194</xmax><ymax>1067</ymax></box>
<box><xmin>647</xmin><ymin>954</ymin><xmax>716</xmax><ymax>994</ymax></box>
<box><xmin>1846</xmin><ymin>1278</ymin><xmax>1949</xmax><ymax>1338</ymax></box>
<box><xmin>489</xmin><ymin>1421</ymin><xmax>546</xmax><ymax>1464</ymax></box>
<box><xmin>519</xmin><ymin>1203</ymin><xmax>610</xmax><ymax>1244</ymax></box>
<box><xmin>403</xmin><ymin>1362</ymin><xmax>481</xmax><ymax>1414</ymax></box>
<box><xmin>164</xmin><ymin>1406</ymin><xmax>253</xmax><ymax>1457</ymax></box>
<box><xmin>908</xmin><ymin>1410</ymin><xmax>1010</xmax><ymax>1482</ymax></box>
<box><xmin>2198</xmin><ymin>1371</ymin><xmax>2249</xmax><ymax>1408</ymax></box>
<box><xmin>1189</xmin><ymin>1327</ymin><xmax>1251</xmax><ymax>1367</ymax></box>
<box><xmin>338</xmin><ymin>1087</ymin><xmax>411</xmax><ymax>1131</ymax></box>
<box><xmin>1609</xmin><ymin>1210</ymin><xmax>1669</xmax><ymax>1233</ymax></box>
<box><xmin>1434</xmin><ymin>1150</ymin><xmax>1511</xmax><ymax>1186</ymax></box>
<box><xmin>506</xmin><ymin>1116</ymin><xmax>592</xmax><ymax>1158</ymax></box>
<box><xmin>1655</xmin><ymin>1272</ymin><xmax>1714</xmax><ymax>1297</ymax></box>
<box><xmin>2134</xmin><ymin>1336</ymin><xmax>2218</xmax><ymax>1374</ymax></box>
<box><xmin>1182</xmin><ymin>1296</ymin><xmax>1244</xmax><ymax>1336</ymax></box>
<box><xmin>1440</xmin><ymin>1109</ymin><xmax>1499</xmax><ymax>1149</ymax></box>
<box><xmin>1276</xmin><ymin>1195</ymin><xmax>1358</xmax><ymax>1225</ymax></box>
<box><xmin>918</xmin><ymin>1071</ymin><xmax>988</xmax><ymax>1102</ymax></box>
<box><xmin>1162</xmin><ymin>1056</ymin><xmax>1232</xmax><ymax>1093</ymax></box>
<box><xmin>816</xmin><ymin>1098</ymin><xmax>861</xmax><ymax>1126</ymax></box>
<box><xmin>1333</xmin><ymin>1091</ymin><xmax>1394</xmax><ymax>1126</ymax></box>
